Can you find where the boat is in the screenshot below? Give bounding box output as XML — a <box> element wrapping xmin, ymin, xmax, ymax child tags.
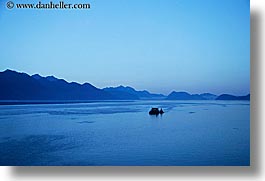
<box><xmin>149</xmin><ymin>108</ymin><xmax>164</xmax><ymax>115</ymax></box>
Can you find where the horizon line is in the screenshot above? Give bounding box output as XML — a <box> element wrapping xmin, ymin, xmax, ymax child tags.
<box><xmin>0</xmin><ymin>68</ymin><xmax>250</xmax><ymax>97</ymax></box>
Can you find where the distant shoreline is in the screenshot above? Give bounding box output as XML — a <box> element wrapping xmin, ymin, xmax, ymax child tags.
<box><xmin>0</xmin><ymin>69</ymin><xmax>250</xmax><ymax>102</ymax></box>
<box><xmin>0</xmin><ymin>99</ymin><xmax>250</xmax><ymax>106</ymax></box>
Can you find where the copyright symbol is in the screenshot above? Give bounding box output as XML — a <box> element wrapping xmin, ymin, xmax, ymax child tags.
<box><xmin>6</xmin><ymin>1</ymin><xmax>14</xmax><ymax>9</ymax></box>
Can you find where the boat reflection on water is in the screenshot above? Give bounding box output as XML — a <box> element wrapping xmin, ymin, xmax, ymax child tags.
<box><xmin>149</xmin><ymin>108</ymin><xmax>164</xmax><ymax>116</ymax></box>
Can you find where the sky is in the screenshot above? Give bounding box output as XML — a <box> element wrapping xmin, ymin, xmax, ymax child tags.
<box><xmin>0</xmin><ymin>0</ymin><xmax>250</xmax><ymax>95</ymax></box>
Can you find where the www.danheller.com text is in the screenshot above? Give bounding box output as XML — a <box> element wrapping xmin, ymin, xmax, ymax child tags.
<box><xmin>6</xmin><ymin>1</ymin><xmax>91</xmax><ymax>10</ymax></box>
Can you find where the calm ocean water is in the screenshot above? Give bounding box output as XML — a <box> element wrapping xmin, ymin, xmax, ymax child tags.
<box><xmin>0</xmin><ymin>100</ymin><xmax>250</xmax><ymax>166</ymax></box>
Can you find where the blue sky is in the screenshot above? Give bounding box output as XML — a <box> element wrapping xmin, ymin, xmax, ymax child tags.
<box><xmin>0</xmin><ymin>0</ymin><xmax>250</xmax><ymax>95</ymax></box>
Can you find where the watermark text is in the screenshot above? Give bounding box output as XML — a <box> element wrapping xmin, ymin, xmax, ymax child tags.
<box><xmin>6</xmin><ymin>1</ymin><xmax>91</xmax><ymax>10</ymax></box>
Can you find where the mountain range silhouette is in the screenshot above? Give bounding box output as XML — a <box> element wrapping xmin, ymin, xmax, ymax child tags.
<box><xmin>0</xmin><ymin>69</ymin><xmax>250</xmax><ymax>101</ymax></box>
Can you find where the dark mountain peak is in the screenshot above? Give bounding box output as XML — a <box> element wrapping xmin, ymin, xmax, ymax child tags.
<box><xmin>1</xmin><ymin>69</ymin><xmax>30</xmax><ymax>79</ymax></box>
<box><xmin>2</xmin><ymin>69</ymin><xmax>20</xmax><ymax>75</ymax></box>
<box><xmin>82</xmin><ymin>82</ymin><xmax>93</xmax><ymax>87</ymax></box>
<box><xmin>69</xmin><ymin>82</ymin><xmax>80</xmax><ymax>86</ymax></box>
<box><xmin>216</xmin><ymin>94</ymin><xmax>250</xmax><ymax>100</ymax></box>
<box><xmin>46</xmin><ymin>76</ymin><xmax>58</xmax><ymax>82</ymax></box>
<box><xmin>82</xmin><ymin>83</ymin><xmax>99</xmax><ymax>91</ymax></box>
<box><xmin>169</xmin><ymin>91</ymin><xmax>191</xmax><ymax>96</ymax></box>
<box><xmin>103</xmin><ymin>85</ymin><xmax>165</xmax><ymax>100</ymax></box>
<box><xmin>3</xmin><ymin>69</ymin><xmax>15</xmax><ymax>73</ymax></box>
<box><xmin>0</xmin><ymin>70</ymin><xmax>114</xmax><ymax>100</ymax></box>
<box><xmin>167</xmin><ymin>91</ymin><xmax>214</xmax><ymax>100</ymax></box>
<box><xmin>32</xmin><ymin>74</ymin><xmax>43</xmax><ymax>80</ymax></box>
<box><xmin>117</xmin><ymin>85</ymin><xmax>125</xmax><ymax>88</ymax></box>
<box><xmin>138</xmin><ymin>90</ymin><xmax>151</xmax><ymax>95</ymax></box>
<box><xmin>115</xmin><ymin>85</ymin><xmax>136</xmax><ymax>92</ymax></box>
<box><xmin>32</xmin><ymin>73</ymin><xmax>67</xmax><ymax>83</ymax></box>
<box><xmin>141</xmin><ymin>90</ymin><xmax>149</xmax><ymax>93</ymax></box>
<box><xmin>105</xmin><ymin>85</ymin><xmax>136</xmax><ymax>92</ymax></box>
<box><xmin>124</xmin><ymin>86</ymin><xmax>136</xmax><ymax>92</ymax></box>
<box><xmin>103</xmin><ymin>86</ymin><xmax>139</xmax><ymax>100</ymax></box>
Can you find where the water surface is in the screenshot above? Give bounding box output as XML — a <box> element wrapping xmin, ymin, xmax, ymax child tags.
<box><xmin>0</xmin><ymin>100</ymin><xmax>250</xmax><ymax>166</ymax></box>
